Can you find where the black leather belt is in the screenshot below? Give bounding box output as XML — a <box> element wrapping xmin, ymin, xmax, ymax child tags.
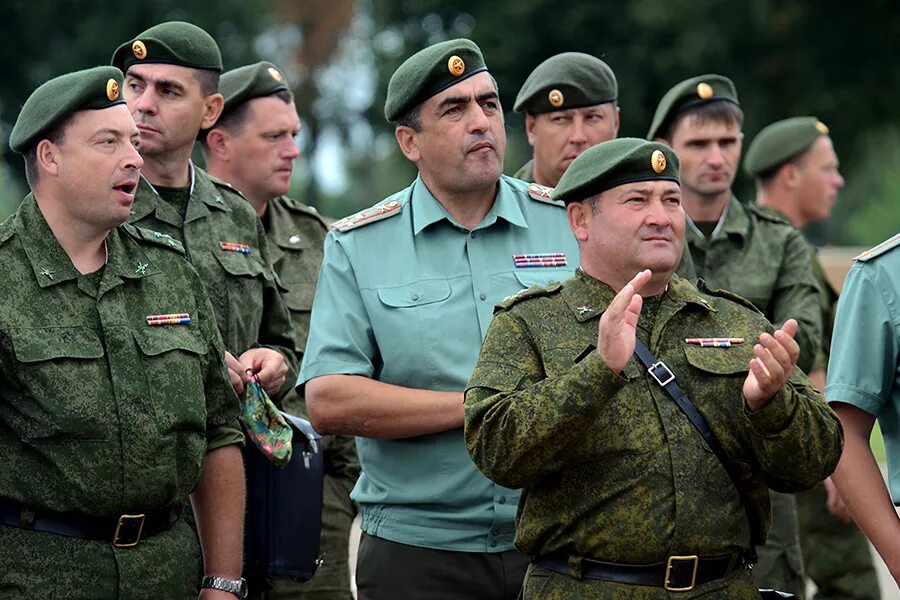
<box><xmin>536</xmin><ymin>552</ymin><xmax>744</xmax><ymax>592</ymax></box>
<box><xmin>0</xmin><ymin>498</ymin><xmax>179</xmax><ymax>548</ymax></box>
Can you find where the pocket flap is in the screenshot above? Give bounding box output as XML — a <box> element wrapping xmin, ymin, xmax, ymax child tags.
<box><xmin>133</xmin><ymin>326</ymin><xmax>209</xmax><ymax>357</ymax></box>
<box><xmin>683</xmin><ymin>343</ymin><xmax>751</xmax><ymax>375</ymax></box>
<box><xmin>213</xmin><ymin>246</ymin><xmax>268</xmax><ymax>278</ymax></box>
<box><xmin>284</xmin><ymin>282</ymin><xmax>317</xmax><ymax>312</ymax></box>
<box><xmin>377</xmin><ymin>280</ymin><xmax>451</xmax><ymax>308</ymax></box>
<box><xmin>10</xmin><ymin>327</ymin><xmax>105</xmax><ymax>363</ymax></box>
<box><xmin>513</xmin><ymin>269</ymin><xmax>569</xmax><ymax>289</ymax></box>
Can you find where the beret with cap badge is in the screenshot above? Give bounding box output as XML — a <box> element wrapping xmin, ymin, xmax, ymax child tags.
<box><xmin>647</xmin><ymin>74</ymin><xmax>739</xmax><ymax>140</ymax></box>
<box><xmin>111</xmin><ymin>21</ymin><xmax>223</xmax><ymax>74</ymax></box>
<box><xmin>219</xmin><ymin>61</ymin><xmax>291</xmax><ymax>117</ymax></box>
<box><xmin>744</xmin><ymin>116</ymin><xmax>831</xmax><ymax>178</ymax></box>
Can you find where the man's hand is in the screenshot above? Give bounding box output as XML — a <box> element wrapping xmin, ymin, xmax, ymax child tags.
<box><xmin>742</xmin><ymin>318</ymin><xmax>800</xmax><ymax>411</ymax></box>
<box><xmin>225</xmin><ymin>351</ymin><xmax>246</xmax><ymax>396</ymax></box>
<box><xmin>823</xmin><ymin>477</ymin><xmax>853</xmax><ymax>523</ymax></box>
<box><xmin>597</xmin><ymin>270</ymin><xmax>651</xmax><ymax>373</ymax></box>
<box><xmin>238</xmin><ymin>347</ymin><xmax>288</xmax><ymax>396</ymax></box>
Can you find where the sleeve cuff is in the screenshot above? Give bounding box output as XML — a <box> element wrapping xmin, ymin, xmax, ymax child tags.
<box><xmin>207</xmin><ymin>421</ymin><xmax>246</xmax><ymax>452</ymax></box>
<box><xmin>744</xmin><ymin>386</ymin><xmax>796</xmax><ymax>434</ymax></box>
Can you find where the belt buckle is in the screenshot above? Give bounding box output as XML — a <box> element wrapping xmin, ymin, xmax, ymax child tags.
<box><xmin>648</xmin><ymin>361</ymin><xmax>675</xmax><ymax>387</ymax></box>
<box><xmin>665</xmin><ymin>554</ymin><xmax>699</xmax><ymax>592</ymax></box>
<box><xmin>112</xmin><ymin>513</ymin><xmax>146</xmax><ymax>548</ymax></box>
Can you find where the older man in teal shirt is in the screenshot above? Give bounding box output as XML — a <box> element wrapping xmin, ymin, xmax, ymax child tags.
<box><xmin>299</xmin><ymin>39</ymin><xmax>578</xmax><ymax>600</ymax></box>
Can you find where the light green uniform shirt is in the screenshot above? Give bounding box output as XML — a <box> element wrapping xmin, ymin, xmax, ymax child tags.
<box><xmin>299</xmin><ymin>175</ymin><xmax>579</xmax><ymax>552</ymax></box>
<box><xmin>826</xmin><ymin>235</ymin><xmax>900</xmax><ymax>501</ymax></box>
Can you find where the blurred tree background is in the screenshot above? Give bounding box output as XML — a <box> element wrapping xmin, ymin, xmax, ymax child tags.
<box><xmin>1</xmin><ymin>0</ymin><xmax>897</xmax><ymax>246</ymax></box>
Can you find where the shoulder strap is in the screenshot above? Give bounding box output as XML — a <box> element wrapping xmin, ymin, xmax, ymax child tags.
<box><xmin>633</xmin><ymin>338</ymin><xmax>758</xmax><ymax>564</ymax></box>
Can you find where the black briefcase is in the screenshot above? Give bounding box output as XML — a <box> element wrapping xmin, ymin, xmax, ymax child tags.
<box><xmin>245</xmin><ymin>412</ymin><xmax>324</xmax><ymax>581</ymax></box>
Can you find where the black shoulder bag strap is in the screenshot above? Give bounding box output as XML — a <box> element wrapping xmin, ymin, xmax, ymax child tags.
<box><xmin>633</xmin><ymin>338</ymin><xmax>759</xmax><ymax>565</ymax></box>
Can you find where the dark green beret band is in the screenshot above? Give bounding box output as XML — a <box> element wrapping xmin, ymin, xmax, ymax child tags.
<box><xmin>744</xmin><ymin>116</ymin><xmax>830</xmax><ymax>177</ymax></box>
<box><xmin>220</xmin><ymin>61</ymin><xmax>290</xmax><ymax>117</ymax></box>
<box><xmin>385</xmin><ymin>38</ymin><xmax>487</xmax><ymax>123</ymax></box>
<box><xmin>514</xmin><ymin>52</ymin><xmax>617</xmax><ymax>113</ymax></box>
<box><xmin>553</xmin><ymin>138</ymin><xmax>680</xmax><ymax>204</ymax></box>
<box><xmin>10</xmin><ymin>66</ymin><xmax>126</xmax><ymax>154</ymax></box>
<box><xmin>111</xmin><ymin>21</ymin><xmax>223</xmax><ymax>74</ymax></box>
<box><xmin>647</xmin><ymin>74</ymin><xmax>739</xmax><ymax>140</ymax></box>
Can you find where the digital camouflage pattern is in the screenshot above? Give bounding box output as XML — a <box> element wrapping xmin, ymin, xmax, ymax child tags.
<box><xmin>513</xmin><ymin>160</ymin><xmax>535</xmax><ymax>183</ymax></box>
<box><xmin>263</xmin><ymin>195</ymin><xmax>359</xmax><ymax>600</ymax></box>
<box><xmin>128</xmin><ymin>167</ymin><xmax>299</xmax><ymax>399</ymax></box>
<box><xmin>0</xmin><ymin>195</ymin><xmax>243</xmax><ymax>597</ymax></box>
<box><xmin>465</xmin><ymin>269</ymin><xmax>842</xmax><ymax>598</ymax></box>
<box><xmin>676</xmin><ymin>196</ymin><xmax>823</xmax><ymax>374</ymax></box>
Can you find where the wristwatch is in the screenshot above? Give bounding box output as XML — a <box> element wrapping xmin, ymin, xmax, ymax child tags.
<box><xmin>200</xmin><ymin>575</ymin><xmax>248</xmax><ymax>599</ymax></box>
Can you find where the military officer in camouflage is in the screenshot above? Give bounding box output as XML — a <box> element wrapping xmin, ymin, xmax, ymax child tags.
<box><xmin>746</xmin><ymin>117</ymin><xmax>880</xmax><ymax>599</ymax></box>
<box><xmin>111</xmin><ymin>21</ymin><xmax>297</xmax><ymax>400</ymax></box>
<box><xmin>465</xmin><ymin>138</ymin><xmax>843</xmax><ymax>599</ymax></box>
<box><xmin>204</xmin><ymin>61</ymin><xmax>358</xmax><ymax>600</ymax></box>
<box><xmin>512</xmin><ymin>52</ymin><xmax>619</xmax><ymax>185</ymax></box>
<box><xmin>300</xmin><ymin>39</ymin><xmax>580</xmax><ymax>599</ymax></box>
<box><xmin>1</xmin><ymin>66</ymin><xmax>245</xmax><ymax>598</ymax></box>
<box><xmin>650</xmin><ymin>75</ymin><xmax>825</xmax><ymax>596</ymax></box>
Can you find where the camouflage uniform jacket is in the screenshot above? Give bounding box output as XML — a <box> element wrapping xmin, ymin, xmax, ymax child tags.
<box><xmin>264</xmin><ymin>196</ymin><xmax>359</xmax><ymax>480</ymax></box>
<box><xmin>128</xmin><ymin>165</ymin><xmax>298</xmax><ymax>398</ymax></box>
<box><xmin>0</xmin><ymin>194</ymin><xmax>243</xmax><ymax>516</ymax></box>
<box><xmin>513</xmin><ymin>159</ymin><xmax>535</xmax><ymax>183</ymax></box>
<box><xmin>676</xmin><ymin>196</ymin><xmax>823</xmax><ymax>374</ymax></box>
<box><xmin>465</xmin><ymin>268</ymin><xmax>842</xmax><ymax>563</ymax></box>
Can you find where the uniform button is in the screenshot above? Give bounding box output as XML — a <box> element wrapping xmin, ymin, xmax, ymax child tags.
<box><xmin>411</xmin><ymin>294</ymin><xmax>419</xmax><ymax>301</ymax></box>
<box><xmin>489</xmin><ymin>540</ymin><xmax>497</xmax><ymax>548</ymax></box>
<box><xmin>289</xmin><ymin>234</ymin><xmax>302</xmax><ymax>244</ymax></box>
<box><xmin>470</xmin><ymin>232</ymin><xmax>477</xmax><ymax>238</ymax></box>
<box><xmin>491</xmin><ymin>528</ymin><xmax>500</xmax><ymax>536</ymax></box>
<box><xmin>479</xmin><ymin>293</ymin><xmax>487</xmax><ymax>301</ymax></box>
<box><xmin>498</xmin><ymin>496</ymin><xmax>506</xmax><ymax>504</ymax></box>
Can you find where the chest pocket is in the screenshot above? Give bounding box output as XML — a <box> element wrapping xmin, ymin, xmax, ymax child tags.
<box><xmin>6</xmin><ymin>327</ymin><xmax>109</xmax><ymax>441</ymax></box>
<box><xmin>513</xmin><ymin>269</ymin><xmax>569</xmax><ymax>289</ymax></box>
<box><xmin>376</xmin><ymin>280</ymin><xmax>451</xmax><ymax>308</ymax></box>
<box><xmin>683</xmin><ymin>344</ymin><xmax>752</xmax><ymax>376</ymax></box>
<box><xmin>213</xmin><ymin>246</ymin><xmax>269</xmax><ymax>279</ymax></box>
<box><xmin>133</xmin><ymin>325</ymin><xmax>209</xmax><ymax>435</ymax></box>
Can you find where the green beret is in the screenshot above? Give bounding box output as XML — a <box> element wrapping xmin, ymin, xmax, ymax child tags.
<box><xmin>220</xmin><ymin>61</ymin><xmax>290</xmax><ymax>117</ymax></box>
<box><xmin>384</xmin><ymin>38</ymin><xmax>487</xmax><ymax>123</ymax></box>
<box><xmin>553</xmin><ymin>138</ymin><xmax>680</xmax><ymax>204</ymax></box>
<box><xmin>744</xmin><ymin>117</ymin><xmax>830</xmax><ymax>178</ymax></box>
<box><xmin>9</xmin><ymin>66</ymin><xmax>126</xmax><ymax>154</ymax></box>
<box><xmin>111</xmin><ymin>21</ymin><xmax>222</xmax><ymax>74</ymax></box>
<box><xmin>513</xmin><ymin>52</ymin><xmax>617</xmax><ymax>113</ymax></box>
<box><xmin>647</xmin><ymin>74</ymin><xmax>739</xmax><ymax>140</ymax></box>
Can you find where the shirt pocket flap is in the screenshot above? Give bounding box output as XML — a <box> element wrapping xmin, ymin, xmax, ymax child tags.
<box><xmin>683</xmin><ymin>343</ymin><xmax>751</xmax><ymax>375</ymax></box>
<box><xmin>213</xmin><ymin>246</ymin><xmax>269</xmax><ymax>279</ymax></box>
<box><xmin>377</xmin><ymin>280</ymin><xmax>452</xmax><ymax>308</ymax></box>
<box><xmin>10</xmin><ymin>327</ymin><xmax>105</xmax><ymax>363</ymax></box>
<box><xmin>513</xmin><ymin>269</ymin><xmax>568</xmax><ymax>289</ymax></box>
<box><xmin>133</xmin><ymin>326</ymin><xmax>209</xmax><ymax>357</ymax></box>
<box><xmin>284</xmin><ymin>282</ymin><xmax>317</xmax><ymax>312</ymax></box>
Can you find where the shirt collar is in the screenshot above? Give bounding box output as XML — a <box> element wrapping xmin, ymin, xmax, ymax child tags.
<box><xmin>411</xmin><ymin>175</ymin><xmax>528</xmax><ymax>236</ymax></box>
<box><xmin>686</xmin><ymin>195</ymin><xmax>750</xmax><ymax>241</ymax></box>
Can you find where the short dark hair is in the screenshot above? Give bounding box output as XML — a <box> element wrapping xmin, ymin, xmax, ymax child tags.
<box><xmin>194</xmin><ymin>69</ymin><xmax>221</xmax><ymax>97</ymax></box>
<box><xmin>200</xmin><ymin>89</ymin><xmax>294</xmax><ymax>149</ymax></box>
<box><xmin>395</xmin><ymin>103</ymin><xmax>422</xmax><ymax>131</ymax></box>
<box><xmin>659</xmin><ymin>101</ymin><xmax>744</xmax><ymax>142</ymax></box>
<box><xmin>23</xmin><ymin>119</ymin><xmax>69</xmax><ymax>188</ymax></box>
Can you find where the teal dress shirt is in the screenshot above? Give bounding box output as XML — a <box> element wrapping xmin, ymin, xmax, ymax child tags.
<box><xmin>299</xmin><ymin>175</ymin><xmax>579</xmax><ymax>552</ymax></box>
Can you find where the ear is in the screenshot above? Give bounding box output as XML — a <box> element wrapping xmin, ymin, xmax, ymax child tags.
<box><xmin>525</xmin><ymin>113</ymin><xmax>537</xmax><ymax>146</ymax></box>
<box><xmin>36</xmin><ymin>139</ymin><xmax>61</xmax><ymax>178</ymax></box>
<box><xmin>612</xmin><ymin>105</ymin><xmax>621</xmax><ymax>136</ymax></box>
<box><xmin>395</xmin><ymin>126</ymin><xmax>421</xmax><ymax>162</ymax></box>
<box><xmin>204</xmin><ymin>127</ymin><xmax>231</xmax><ymax>161</ymax></box>
<box><xmin>566</xmin><ymin>200</ymin><xmax>591</xmax><ymax>242</ymax></box>
<box><xmin>782</xmin><ymin>163</ymin><xmax>802</xmax><ymax>189</ymax></box>
<box><xmin>200</xmin><ymin>93</ymin><xmax>225</xmax><ymax>130</ymax></box>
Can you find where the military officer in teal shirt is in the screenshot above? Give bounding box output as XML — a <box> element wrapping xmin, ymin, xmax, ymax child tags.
<box><xmin>299</xmin><ymin>39</ymin><xmax>579</xmax><ymax>600</ymax></box>
<box><xmin>827</xmin><ymin>233</ymin><xmax>900</xmax><ymax>588</ymax></box>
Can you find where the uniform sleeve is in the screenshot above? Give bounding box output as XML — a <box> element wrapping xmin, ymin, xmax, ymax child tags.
<box><xmin>297</xmin><ymin>232</ymin><xmax>378</xmax><ymax>386</ymax></box>
<box><xmin>743</xmin><ymin>366</ymin><xmax>843</xmax><ymax>491</ymax></box>
<box><xmin>825</xmin><ymin>263</ymin><xmax>900</xmax><ymax>416</ymax></box>
<box><xmin>192</xmin><ymin>268</ymin><xmax>245</xmax><ymax>451</ymax></box>
<box><xmin>253</xmin><ymin>217</ymin><xmax>301</xmax><ymax>401</ymax></box>
<box><xmin>464</xmin><ymin>311</ymin><xmax>628</xmax><ymax>488</ymax></box>
<box><xmin>771</xmin><ymin>230</ymin><xmax>824</xmax><ymax>373</ymax></box>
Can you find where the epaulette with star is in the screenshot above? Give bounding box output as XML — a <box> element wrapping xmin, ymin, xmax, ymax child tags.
<box><xmin>332</xmin><ymin>199</ymin><xmax>403</xmax><ymax>232</ymax></box>
<box><xmin>122</xmin><ymin>224</ymin><xmax>186</xmax><ymax>255</ymax></box>
<box><xmin>854</xmin><ymin>233</ymin><xmax>900</xmax><ymax>262</ymax></box>
<box><xmin>696</xmin><ymin>279</ymin><xmax>762</xmax><ymax>315</ymax></box>
<box><xmin>527</xmin><ymin>183</ymin><xmax>564</xmax><ymax>207</ymax></box>
<box><xmin>496</xmin><ymin>281</ymin><xmax>563</xmax><ymax>312</ymax></box>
